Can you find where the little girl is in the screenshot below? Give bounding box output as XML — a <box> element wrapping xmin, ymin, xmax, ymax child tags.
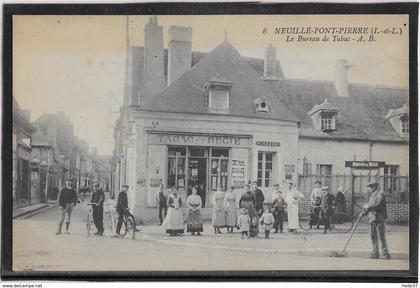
<box><xmin>237</xmin><ymin>208</ymin><xmax>251</xmax><ymax>239</ymax></box>
<box><xmin>259</xmin><ymin>206</ymin><xmax>275</xmax><ymax>239</ymax></box>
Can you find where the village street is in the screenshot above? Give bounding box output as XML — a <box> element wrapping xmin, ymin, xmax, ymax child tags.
<box><xmin>13</xmin><ymin>202</ymin><xmax>409</xmax><ymax>272</ymax></box>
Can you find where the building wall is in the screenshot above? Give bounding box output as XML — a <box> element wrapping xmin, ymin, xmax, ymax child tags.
<box><xmin>298</xmin><ymin>137</ymin><xmax>409</xmax><ymax>175</ymax></box>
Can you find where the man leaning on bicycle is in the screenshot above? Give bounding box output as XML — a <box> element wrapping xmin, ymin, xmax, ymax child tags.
<box><xmin>113</xmin><ymin>184</ymin><xmax>130</xmax><ymax>238</ymax></box>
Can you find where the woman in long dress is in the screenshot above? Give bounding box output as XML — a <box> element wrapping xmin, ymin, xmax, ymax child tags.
<box><xmin>239</xmin><ymin>184</ymin><xmax>256</xmax><ymax>221</ymax></box>
<box><xmin>285</xmin><ymin>182</ymin><xmax>305</xmax><ymax>234</ymax></box>
<box><xmin>163</xmin><ymin>187</ymin><xmax>184</xmax><ymax>236</ymax></box>
<box><xmin>212</xmin><ymin>185</ymin><xmax>226</xmax><ymax>234</ymax></box>
<box><xmin>224</xmin><ymin>186</ymin><xmax>237</xmax><ymax>233</ymax></box>
<box><xmin>186</xmin><ymin>186</ymin><xmax>203</xmax><ymax>236</ymax></box>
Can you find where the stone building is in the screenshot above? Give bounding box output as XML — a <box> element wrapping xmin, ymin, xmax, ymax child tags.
<box><xmin>13</xmin><ymin>97</ymin><xmax>36</xmax><ymax>208</ymax></box>
<box><xmin>114</xmin><ymin>17</ymin><xmax>409</xmax><ymax>223</ymax></box>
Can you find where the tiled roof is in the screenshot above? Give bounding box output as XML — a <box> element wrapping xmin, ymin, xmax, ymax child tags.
<box><xmin>141</xmin><ymin>41</ymin><xmax>298</xmax><ymax>122</ymax></box>
<box><xmin>265</xmin><ymin>79</ymin><xmax>409</xmax><ymax>141</ymax></box>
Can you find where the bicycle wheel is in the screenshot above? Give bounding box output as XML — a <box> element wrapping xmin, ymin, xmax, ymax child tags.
<box><xmin>86</xmin><ymin>213</ymin><xmax>92</xmax><ymax>237</ymax></box>
<box><xmin>126</xmin><ymin>216</ymin><xmax>136</xmax><ymax>239</ymax></box>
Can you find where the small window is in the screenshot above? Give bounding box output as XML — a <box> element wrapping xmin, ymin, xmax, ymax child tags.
<box><xmin>257</xmin><ymin>152</ymin><xmax>275</xmax><ymax>187</ymax></box>
<box><xmin>320</xmin><ymin>113</ymin><xmax>334</xmax><ymax>131</ymax></box>
<box><xmin>303</xmin><ymin>162</ymin><xmax>312</xmax><ymax>175</ymax></box>
<box><xmin>209</xmin><ymin>88</ymin><xmax>229</xmax><ymax>110</ymax></box>
<box><xmin>401</xmin><ymin>115</ymin><xmax>409</xmax><ymax>135</ymax></box>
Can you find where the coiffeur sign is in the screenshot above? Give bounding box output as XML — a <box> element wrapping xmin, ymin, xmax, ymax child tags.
<box><xmin>148</xmin><ymin>132</ymin><xmax>251</xmax><ymax>148</ymax></box>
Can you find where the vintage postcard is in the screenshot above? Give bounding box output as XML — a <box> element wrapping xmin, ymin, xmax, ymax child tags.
<box><xmin>4</xmin><ymin>3</ymin><xmax>418</xmax><ymax>281</ymax></box>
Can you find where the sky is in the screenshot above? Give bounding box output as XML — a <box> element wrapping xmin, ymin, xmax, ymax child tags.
<box><xmin>13</xmin><ymin>15</ymin><xmax>409</xmax><ymax>155</ymax></box>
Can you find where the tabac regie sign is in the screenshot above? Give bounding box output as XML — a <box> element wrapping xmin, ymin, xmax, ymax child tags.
<box><xmin>345</xmin><ymin>160</ymin><xmax>386</xmax><ymax>169</ymax></box>
<box><xmin>149</xmin><ymin>132</ymin><xmax>251</xmax><ymax>148</ymax></box>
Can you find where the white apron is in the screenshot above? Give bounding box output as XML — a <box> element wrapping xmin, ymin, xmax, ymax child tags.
<box><xmin>286</xmin><ymin>189</ymin><xmax>304</xmax><ymax>230</ymax></box>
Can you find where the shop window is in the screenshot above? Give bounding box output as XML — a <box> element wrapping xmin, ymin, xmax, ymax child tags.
<box><xmin>257</xmin><ymin>152</ymin><xmax>275</xmax><ymax>187</ymax></box>
<box><xmin>210</xmin><ymin>148</ymin><xmax>229</xmax><ymax>191</ymax></box>
<box><xmin>401</xmin><ymin>115</ymin><xmax>409</xmax><ymax>135</ymax></box>
<box><xmin>167</xmin><ymin>147</ymin><xmax>186</xmax><ymax>189</ymax></box>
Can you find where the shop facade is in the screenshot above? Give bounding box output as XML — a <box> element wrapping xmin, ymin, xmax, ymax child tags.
<box><xmin>127</xmin><ymin>111</ymin><xmax>299</xmax><ymax>223</ymax></box>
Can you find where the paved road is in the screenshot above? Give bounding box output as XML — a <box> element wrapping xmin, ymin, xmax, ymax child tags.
<box><xmin>13</xmin><ymin>203</ymin><xmax>409</xmax><ymax>272</ymax></box>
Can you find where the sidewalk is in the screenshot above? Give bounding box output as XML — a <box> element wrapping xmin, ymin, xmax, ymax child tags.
<box><xmin>136</xmin><ymin>222</ymin><xmax>409</xmax><ymax>259</ymax></box>
<box><xmin>13</xmin><ymin>202</ymin><xmax>58</xmax><ymax>219</ymax></box>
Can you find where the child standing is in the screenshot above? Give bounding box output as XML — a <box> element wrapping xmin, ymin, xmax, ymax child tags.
<box><xmin>259</xmin><ymin>206</ymin><xmax>275</xmax><ymax>239</ymax></box>
<box><xmin>272</xmin><ymin>190</ymin><xmax>286</xmax><ymax>233</ymax></box>
<box><xmin>238</xmin><ymin>208</ymin><xmax>251</xmax><ymax>239</ymax></box>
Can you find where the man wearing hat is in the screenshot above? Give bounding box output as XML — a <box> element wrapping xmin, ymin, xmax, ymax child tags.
<box><xmin>91</xmin><ymin>184</ymin><xmax>105</xmax><ymax>235</ymax></box>
<box><xmin>56</xmin><ymin>179</ymin><xmax>78</xmax><ymax>235</ymax></box>
<box><xmin>251</xmin><ymin>181</ymin><xmax>265</xmax><ymax>218</ymax></box>
<box><xmin>113</xmin><ymin>184</ymin><xmax>129</xmax><ymax>238</ymax></box>
<box><xmin>319</xmin><ymin>186</ymin><xmax>336</xmax><ymax>234</ymax></box>
<box><xmin>363</xmin><ymin>181</ymin><xmax>390</xmax><ymax>259</ymax></box>
<box><xmin>309</xmin><ymin>181</ymin><xmax>323</xmax><ymax>229</ymax></box>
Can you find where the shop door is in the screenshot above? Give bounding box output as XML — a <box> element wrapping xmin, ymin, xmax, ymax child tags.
<box><xmin>187</xmin><ymin>147</ymin><xmax>207</xmax><ymax>207</ymax></box>
<box><xmin>209</xmin><ymin>148</ymin><xmax>229</xmax><ymax>193</ymax></box>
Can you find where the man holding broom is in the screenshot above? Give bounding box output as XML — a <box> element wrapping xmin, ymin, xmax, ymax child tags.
<box><xmin>363</xmin><ymin>181</ymin><xmax>390</xmax><ymax>260</ymax></box>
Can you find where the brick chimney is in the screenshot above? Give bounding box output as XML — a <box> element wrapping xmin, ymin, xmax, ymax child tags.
<box><xmin>264</xmin><ymin>44</ymin><xmax>277</xmax><ymax>78</ymax></box>
<box><xmin>144</xmin><ymin>16</ymin><xmax>165</xmax><ymax>99</ymax></box>
<box><xmin>335</xmin><ymin>59</ymin><xmax>349</xmax><ymax>97</ymax></box>
<box><xmin>167</xmin><ymin>25</ymin><xmax>192</xmax><ymax>86</ymax></box>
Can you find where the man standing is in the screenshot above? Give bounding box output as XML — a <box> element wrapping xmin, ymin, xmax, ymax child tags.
<box><xmin>363</xmin><ymin>181</ymin><xmax>390</xmax><ymax>259</ymax></box>
<box><xmin>56</xmin><ymin>179</ymin><xmax>78</xmax><ymax>235</ymax></box>
<box><xmin>251</xmin><ymin>181</ymin><xmax>265</xmax><ymax>218</ymax></box>
<box><xmin>319</xmin><ymin>186</ymin><xmax>335</xmax><ymax>234</ymax></box>
<box><xmin>309</xmin><ymin>181</ymin><xmax>323</xmax><ymax>229</ymax></box>
<box><xmin>113</xmin><ymin>184</ymin><xmax>129</xmax><ymax>238</ymax></box>
<box><xmin>272</xmin><ymin>186</ymin><xmax>285</xmax><ymax>233</ymax></box>
<box><xmin>91</xmin><ymin>183</ymin><xmax>105</xmax><ymax>235</ymax></box>
<box><xmin>155</xmin><ymin>183</ymin><xmax>168</xmax><ymax>226</ymax></box>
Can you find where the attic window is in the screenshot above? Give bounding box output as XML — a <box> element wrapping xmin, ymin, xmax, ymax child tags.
<box><xmin>401</xmin><ymin>115</ymin><xmax>409</xmax><ymax>135</ymax></box>
<box><xmin>320</xmin><ymin>113</ymin><xmax>335</xmax><ymax>131</ymax></box>
<box><xmin>204</xmin><ymin>77</ymin><xmax>232</xmax><ymax>111</ymax></box>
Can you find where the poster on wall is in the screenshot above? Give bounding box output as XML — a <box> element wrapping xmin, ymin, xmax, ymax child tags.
<box><xmin>231</xmin><ymin>160</ymin><xmax>245</xmax><ymax>188</ymax></box>
<box><xmin>285</xmin><ymin>164</ymin><xmax>296</xmax><ymax>180</ymax></box>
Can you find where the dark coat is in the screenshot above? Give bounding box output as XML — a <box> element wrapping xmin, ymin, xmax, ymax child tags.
<box><xmin>366</xmin><ymin>189</ymin><xmax>387</xmax><ymax>223</ymax></box>
<box><xmin>116</xmin><ymin>190</ymin><xmax>128</xmax><ymax>214</ymax></box>
<box><xmin>91</xmin><ymin>189</ymin><xmax>105</xmax><ymax>207</ymax></box>
<box><xmin>58</xmin><ymin>187</ymin><xmax>77</xmax><ymax>208</ymax></box>
<box><xmin>272</xmin><ymin>198</ymin><xmax>285</xmax><ymax>214</ymax></box>
<box><xmin>252</xmin><ymin>189</ymin><xmax>265</xmax><ymax>209</ymax></box>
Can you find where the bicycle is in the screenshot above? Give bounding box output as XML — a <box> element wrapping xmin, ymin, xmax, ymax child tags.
<box><xmin>86</xmin><ymin>202</ymin><xmax>97</xmax><ymax>237</ymax></box>
<box><xmin>113</xmin><ymin>209</ymin><xmax>136</xmax><ymax>239</ymax></box>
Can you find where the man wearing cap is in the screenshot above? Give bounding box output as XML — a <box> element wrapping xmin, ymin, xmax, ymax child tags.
<box><xmin>251</xmin><ymin>181</ymin><xmax>265</xmax><ymax>218</ymax></box>
<box><xmin>363</xmin><ymin>181</ymin><xmax>390</xmax><ymax>259</ymax></box>
<box><xmin>319</xmin><ymin>186</ymin><xmax>335</xmax><ymax>234</ymax></box>
<box><xmin>91</xmin><ymin>184</ymin><xmax>105</xmax><ymax>235</ymax></box>
<box><xmin>309</xmin><ymin>181</ymin><xmax>323</xmax><ymax>229</ymax></box>
<box><xmin>56</xmin><ymin>179</ymin><xmax>78</xmax><ymax>235</ymax></box>
<box><xmin>113</xmin><ymin>184</ymin><xmax>129</xmax><ymax>238</ymax></box>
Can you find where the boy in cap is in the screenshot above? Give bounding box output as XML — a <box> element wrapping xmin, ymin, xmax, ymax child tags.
<box><xmin>363</xmin><ymin>181</ymin><xmax>390</xmax><ymax>259</ymax></box>
<box><xmin>272</xmin><ymin>185</ymin><xmax>285</xmax><ymax>233</ymax></box>
<box><xmin>91</xmin><ymin>183</ymin><xmax>105</xmax><ymax>235</ymax></box>
<box><xmin>56</xmin><ymin>179</ymin><xmax>78</xmax><ymax>235</ymax></box>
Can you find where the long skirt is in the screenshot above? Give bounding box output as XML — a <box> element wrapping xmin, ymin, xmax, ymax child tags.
<box><xmin>212</xmin><ymin>209</ymin><xmax>226</xmax><ymax>227</ymax></box>
<box><xmin>186</xmin><ymin>209</ymin><xmax>203</xmax><ymax>232</ymax></box>
<box><xmin>287</xmin><ymin>204</ymin><xmax>300</xmax><ymax>230</ymax></box>
<box><xmin>225</xmin><ymin>205</ymin><xmax>237</xmax><ymax>227</ymax></box>
<box><xmin>163</xmin><ymin>207</ymin><xmax>184</xmax><ymax>234</ymax></box>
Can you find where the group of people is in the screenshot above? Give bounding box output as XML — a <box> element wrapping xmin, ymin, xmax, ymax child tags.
<box><xmin>55</xmin><ymin>177</ymin><xmax>391</xmax><ymax>259</ymax></box>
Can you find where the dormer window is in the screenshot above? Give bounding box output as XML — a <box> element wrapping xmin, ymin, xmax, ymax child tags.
<box><xmin>386</xmin><ymin>104</ymin><xmax>409</xmax><ymax>138</ymax></box>
<box><xmin>320</xmin><ymin>113</ymin><xmax>335</xmax><ymax>131</ymax></box>
<box><xmin>254</xmin><ymin>98</ymin><xmax>270</xmax><ymax>113</ymax></box>
<box><xmin>401</xmin><ymin>115</ymin><xmax>409</xmax><ymax>135</ymax></box>
<box><xmin>308</xmin><ymin>99</ymin><xmax>339</xmax><ymax>132</ymax></box>
<box><xmin>204</xmin><ymin>76</ymin><xmax>232</xmax><ymax>112</ymax></box>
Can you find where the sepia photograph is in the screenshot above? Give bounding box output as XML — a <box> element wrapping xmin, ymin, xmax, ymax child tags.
<box><xmin>2</xmin><ymin>2</ymin><xmax>418</xmax><ymax>281</ymax></box>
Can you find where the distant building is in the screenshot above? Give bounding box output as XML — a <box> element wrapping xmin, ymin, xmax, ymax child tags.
<box><xmin>13</xmin><ymin>97</ymin><xmax>36</xmax><ymax>208</ymax></box>
<box><xmin>114</xmin><ymin>17</ymin><xmax>409</xmax><ymax>223</ymax></box>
